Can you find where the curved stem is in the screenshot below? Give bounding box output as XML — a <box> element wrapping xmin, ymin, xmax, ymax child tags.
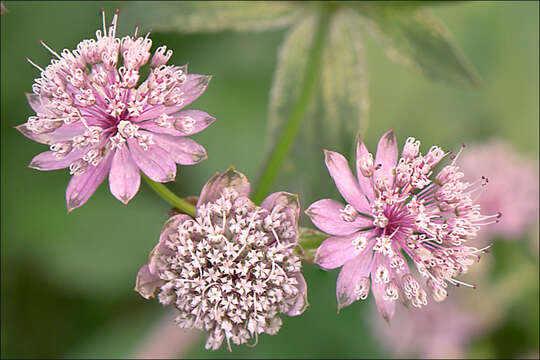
<box><xmin>252</xmin><ymin>7</ymin><xmax>332</xmax><ymax>204</ymax></box>
<box><xmin>142</xmin><ymin>174</ymin><xmax>196</xmax><ymax>217</ymax></box>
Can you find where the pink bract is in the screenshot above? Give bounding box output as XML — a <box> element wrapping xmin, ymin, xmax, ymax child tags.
<box><xmin>135</xmin><ymin>168</ymin><xmax>308</xmax><ymax>351</ymax></box>
<box><xmin>18</xmin><ymin>10</ymin><xmax>215</xmax><ymax>211</ymax></box>
<box><xmin>306</xmin><ymin>129</ymin><xmax>499</xmax><ymax>321</ymax></box>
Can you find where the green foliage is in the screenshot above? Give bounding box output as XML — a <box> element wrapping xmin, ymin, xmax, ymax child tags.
<box><xmin>123</xmin><ymin>1</ymin><xmax>302</xmax><ymax>33</ymax></box>
<box><xmin>350</xmin><ymin>2</ymin><xmax>481</xmax><ymax>86</ymax></box>
<box><xmin>265</xmin><ymin>13</ymin><xmax>318</xmax><ymax>156</ymax></box>
<box><xmin>296</xmin><ymin>227</ymin><xmax>330</xmax><ymax>263</ymax></box>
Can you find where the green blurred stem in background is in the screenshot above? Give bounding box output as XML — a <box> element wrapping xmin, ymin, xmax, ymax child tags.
<box><xmin>252</xmin><ymin>6</ymin><xmax>333</xmax><ymax>204</ymax></box>
<box><xmin>142</xmin><ymin>174</ymin><xmax>196</xmax><ymax>217</ymax></box>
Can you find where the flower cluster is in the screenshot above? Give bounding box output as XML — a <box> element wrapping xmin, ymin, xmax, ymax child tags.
<box><xmin>306</xmin><ymin>129</ymin><xmax>499</xmax><ymax>320</ymax></box>
<box><xmin>136</xmin><ymin>169</ymin><xmax>307</xmax><ymax>351</ymax></box>
<box><xmin>371</xmin><ymin>298</ymin><xmax>484</xmax><ymax>358</ymax></box>
<box><xmin>458</xmin><ymin>140</ymin><xmax>538</xmax><ymax>242</ymax></box>
<box><xmin>17</xmin><ymin>9</ymin><xmax>214</xmax><ymax>211</ymax></box>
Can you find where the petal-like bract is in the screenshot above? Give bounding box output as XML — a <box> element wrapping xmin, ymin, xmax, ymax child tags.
<box><xmin>307</xmin><ymin>130</ymin><xmax>498</xmax><ymax>321</ymax></box>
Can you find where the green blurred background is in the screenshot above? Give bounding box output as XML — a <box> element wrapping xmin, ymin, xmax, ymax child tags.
<box><xmin>1</xmin><ymin>1</ymin><xmax>538</xmax><ymax>358</ymax></box>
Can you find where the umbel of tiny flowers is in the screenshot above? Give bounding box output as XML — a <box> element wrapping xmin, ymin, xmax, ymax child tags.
<box><xmin>306</xmin><ymin>129</ymin><xmax>501</xmax><ymax>321</ymax></box>
<box><xmin>17</xmin><ymin>9</ymin><xmax>215</xmax><ymax>211</ymax></box>
<box><xmin>135</xmin><ymin>168</ymin><xmax>308</xmax><ymax>351</ymax></box>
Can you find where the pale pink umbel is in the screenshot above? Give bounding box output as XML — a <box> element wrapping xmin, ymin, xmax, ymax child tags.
<box><xmin>18</xmin><ymin>10</ymin><xmax>215</xmax><ymax>211</ymax></box>
<box><xmin>135</xmin><ymin>168</ymin><xmax>308</xmax><ymax>351</ymax></box>
<box><xmin>306</xmin><ymin>130</ymin><xmax>499</xmax><ymax>321</ymax></box>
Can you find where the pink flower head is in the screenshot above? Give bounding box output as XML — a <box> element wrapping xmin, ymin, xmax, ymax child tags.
<box><xmin>306</xmin><ymin>129</ymin><xmax>499</xmax><ymax>321</ymax></box>
<box><xmin>458</xmin><ymin>140</ymin><xmax>538</xmax><ymax>242</ymax></box>
<box><xmin>371</xmin><ymin>299</ymin><xmax>483</xmax><ymax>358</ymax></box>
<box><xmin>135</xmin><ymin>168</ymin><xmax>308</xmax><ymax>351</ymax></box>
<box><xmin>17</xmin><ymin>9</ymin><xmax>215</xmax><ymax>211</ymax></box>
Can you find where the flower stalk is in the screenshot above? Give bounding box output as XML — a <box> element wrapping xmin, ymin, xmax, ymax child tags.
<box><xmin>253</xmin><ymin>7</ymin><xmax>333</xmax><ymax>204</ymax></box>
<box><xmin>143</xmin><ymin>174</ymin><xmax>196</xmax><ymax>217</ymax></box>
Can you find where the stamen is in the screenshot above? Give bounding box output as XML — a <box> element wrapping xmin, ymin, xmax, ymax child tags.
<box><xmin>245</xmin><ymin>331</ymin><xmax>259</xmax><ymax>348</ymax></box>
<box><xmin>145</xmin><ymin>29</ymin><xmax>152</xmax><ymax>41</ymax></box>
<box><xmin>39</xmin><ymin>40</ymin><xmax>61</xmax><ymax>59</ymax></box>
<box><xmin>449</xmin><ymin>278</ymin><xmax>476</xmax><ymax>288</ymax></box>
<box><xmin>451</xmin><ymin>143</ymin><xmax>466</xmax><ymax>165</ymax></box>
<box><xmin>111</xmin><ymin>8</ymin><xmax>119</xmax><ymax>38</ymax></box>
<box><xmin>271</xmin><ymin>228</ymin><xmax>281</xmax><ymax>245</ymax></box>
<box><xmin>25</xmin><ymin>57</ymin><xmax>44</xmax><ymax>72</ymax></box>
<box><xmin>469</xmin><ymin>243</ymin><xmax>493</xmax><ymax>254</ymax></box>
<box><xmin>101</xmin><ymin>8</ymin><xmax>106</xmax><ymax>33</ymax></box>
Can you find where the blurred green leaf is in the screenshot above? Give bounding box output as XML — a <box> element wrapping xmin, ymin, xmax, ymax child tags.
<box><xmin>352</xmin><ymin>3</ymin><xmax>481</xmax><ymax>86</ymax></box>
<box><xmin>321</xmin><ymin>9</ymin><xmax>369</xmax><ymax>149</ymax></box>
<box><xmin>265</xmin><ymin>7</ymin><xmax>369</xmax><ymax>157</ymax></box>
<box><xmin>264</xmin><ymin>8</ymin><xmax>369</xmax><ymax>208</ymax></box>
<box><xmin>124</xmin><ymin>1</ymin><xmax>302</xmax><ymax>33</ymax></box>
<box><xmin>296</xmin><ymin>227</ymin><xmax>329</xmax><ymax>263</ymax></box>
<box><xmin>352</xmin><ymin>1</ymin><xmax>467</xmax><ymax>8</ymax></box>
<box><xmin>265</xmin><ymin>14</ymin><xmax>318</xmax><ymax>154</ymax></box>
<box><xmin>298</xmin><ymin>227</ymin><xmax>329</xmax><ymax>248</ymax></box>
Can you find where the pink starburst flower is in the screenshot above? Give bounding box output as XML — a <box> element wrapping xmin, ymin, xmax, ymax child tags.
<box><xmin>17</xmin><ymin>9</ymin><xmax>214</xmax><ymax>211</ymax></box>
<box><xmin>306</xmin><ymin>129</ymin><xmax>499</xmax><ymax>321</ymax></box>
<box><xmin>135</xmin><ymin>168</ymin><xmax>308</xmax><ymax>351</ymax></box>
<box><xmin>458</xmin><ymin>140</ymin><xmax>538</xmax><ymax>242</ymax></box>
<box><xmin>371</xmin><ymin>299</ymin><xmax>484</xmax><ymax>358</ymax></box>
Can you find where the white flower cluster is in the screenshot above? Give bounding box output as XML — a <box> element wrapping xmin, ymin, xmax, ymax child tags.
<box><xmin>153</xmin><ymin>188</ymin><xmax>304</xmax><ymax>351</ymax></box>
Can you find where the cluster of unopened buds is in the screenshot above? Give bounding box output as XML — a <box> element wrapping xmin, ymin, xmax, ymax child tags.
<box><xmin>17</xmin><ymin>9</ymin><xmax>500</xmax><ymax>351</ymax></box>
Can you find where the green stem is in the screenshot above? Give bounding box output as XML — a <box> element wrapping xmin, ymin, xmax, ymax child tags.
<box><xmin>252</xmin><ymin>7</ymin><xmax>332</xmax><ymax>204</ymax></box>
<box><xmin>298</xmin><ymin>237</ymin><xmax>326</xmax><ymax>250</ymax></box>
<box><xmin>142</xmin><ymin>174</ymin><xmax>196</xmax><ymax>217</ymax></box>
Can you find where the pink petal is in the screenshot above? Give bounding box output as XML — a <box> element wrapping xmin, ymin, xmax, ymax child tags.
<box><xmin>135</xmin><ymin>74</ymin><xmax>212</xmax><ymax>121</ymax></box>
<box><xmin>306</xmin><ymin>199</ymin><xmax>372</xmax><ymax>236</ymax></box>
<box><xmin>260</xmin><ymin>191</ymin><xmax>299</xmax><ymax>213</ymax></box>
<box><xmin>135</xmin><ymin>265</ymin><xmax>164</xmax><ymax>300</ymax></box>
<box><xmin>127</xmin><ymin>138</ymin><xmax>177</xmax><ymax>182</ymax></box>
<box><xmin>26</xmin><ymin>93</ymin><xmax>55</xmax><ymax>116</ymax></box>
<box><xmin>356</xmin><ymin>138</ymin><xmax>376</xmax><ymax>201</ymax></box>
<box><xmin>16</xmin><ymin>122</ymin><xmax>85</xmax><ymax>145</ymax></box>
<box><xmin>108</xmin><ymin>144</ymin><xmax>141</xmax><ymax>204</ymax></box>
<box><xmin>180</xmin><ymin>74</ymin><xmax>212</xmax><ymax>108</ymax></box>
<box><xmin>66</xmin><ymin>152</ymin><xmax>113</xmax><ymax>212</ymax></box>
<box><xmin>196</xmin><ymin>167</ymin><xmax>250</xmax><ymax>208</ymax></box>
<box><xmin>315</xmin><ymin>231</ymin><xmax>374</xmax><ymax>270</ymax></box>
<box><xmin>370</xmin><ymin>254</ymin><xmax>396</xmax><ymax>322</ymax></box>
<box><xmin>287</xmin><ymin>273</ymin><xmax>308</xmax><ymax>316</ymax></box>
<box><xmin>336</xmin><ymin>249</ymin><xmax>373</xmax><ymax>310</ymax></box>
<box><xmin>29</xmin><ymin>148</ymin><xmax>86</xmax><ymax>171</ymax></box>
<box><xmin>324</xmin><ymin>150</ymin><xmax>370</xmax><ymax>214</ymax></box>
<box><xmin>159</xmin><ymin>214</ymin><xmax>193</xmax><ymax>246</ymax></box>
<box><xmin>374</xmin><ymin>129</ymin><xmax>398</xmax><ymax>185</ymax></box>
<box><xmin>148</xmin><ymin>214</ymin><xmax>193</xmax><ymax>273</ymax></box>
<box><xmin>138</xmin><ymin>110</ymin><xmax>216</xmax><ymax>137</ymax></box>
<box><xmin>261</xmin><ymin>191</ymin><xmax>301</xmax><ymax>244</ymax></box>
<box><xmin>151</xmin><ymin>134</ymin><xmax>207</xmax><ymax>165</ymax></box>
